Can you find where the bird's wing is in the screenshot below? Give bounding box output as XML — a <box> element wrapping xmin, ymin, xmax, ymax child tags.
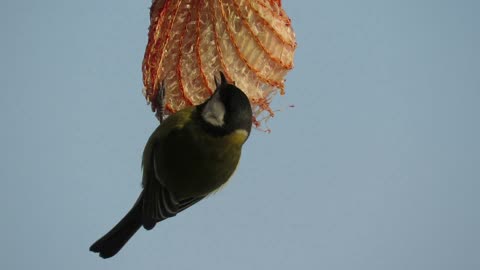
<box><xmin>142</xmin><ymin>179</ymin><xmax>204</xmax><ymax>230</ymax></box>
<box><xmin>141</xmin><ymin>109</ymin><xmax>203</xmax><ymax>230</ymax></box>
<box><xmin>141</xmin><ymin>149</ymin><xmax>205</xmax><ymax>230</ymax></box>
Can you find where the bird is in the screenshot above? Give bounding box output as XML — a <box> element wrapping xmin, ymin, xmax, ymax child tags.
<box><xmin>90</xmin><ymin>72</ymin><xmax>253</xmax><ymax>258</ymax></box>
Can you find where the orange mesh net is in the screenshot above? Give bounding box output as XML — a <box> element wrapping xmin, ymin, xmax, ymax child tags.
<box><xmin>142</xmin><ymin>0</ymin><xmax>296</xmax><ymax>127</ymax></box>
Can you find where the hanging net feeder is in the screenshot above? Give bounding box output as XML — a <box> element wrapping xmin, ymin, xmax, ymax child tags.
<box><xmin>142</xmin><ymin>0</ymin><xmax>296</xmax><ymax>127</ymax></box>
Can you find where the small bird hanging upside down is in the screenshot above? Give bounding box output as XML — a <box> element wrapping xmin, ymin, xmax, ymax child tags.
<box><xmin>90</xmin><ymin>73</ymin><xmax>253</xmax><ymax>258</ymax></box>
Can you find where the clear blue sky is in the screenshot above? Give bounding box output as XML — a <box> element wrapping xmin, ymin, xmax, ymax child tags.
<box><xmin>2</xmin><ymin>1</ymin><xmax>479</xmax><ymax>269</ymax></box>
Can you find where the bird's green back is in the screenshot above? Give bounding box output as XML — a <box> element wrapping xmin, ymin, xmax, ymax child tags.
<box><xmin>142</xmin><ymin>106</ymin><xmax>248</xmax><ymax>199</ymax></box>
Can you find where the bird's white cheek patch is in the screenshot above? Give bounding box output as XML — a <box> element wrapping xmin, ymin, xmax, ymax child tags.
<box><xmin>202</xmin><ymin>94</ymin><xmax>225</xmax><ymax>126</ymax></box>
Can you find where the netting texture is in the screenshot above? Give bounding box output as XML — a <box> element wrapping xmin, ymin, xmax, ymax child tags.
<box><xmin>142</xmin><ymin>0</ymin><xmax>296</xmax><ymax>127</ymax></box>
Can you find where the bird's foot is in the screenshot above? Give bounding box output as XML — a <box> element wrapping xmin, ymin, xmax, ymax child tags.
<box><xmin>155</xmin><ymin>80</ymin><xmax>166</xmax><ymax>123</ymax></box>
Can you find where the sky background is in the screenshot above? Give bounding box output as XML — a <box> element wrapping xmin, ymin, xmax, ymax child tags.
<box><xmin>2</xmin><ymin>0</ymin><xmax>479</xmax><ymax>269</ymax></box>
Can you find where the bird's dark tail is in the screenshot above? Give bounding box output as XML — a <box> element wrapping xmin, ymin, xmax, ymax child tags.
<box><xmin>90</xmin><ymin>193</ymin><xmax>143</xmax><ymax>259</ymax></box>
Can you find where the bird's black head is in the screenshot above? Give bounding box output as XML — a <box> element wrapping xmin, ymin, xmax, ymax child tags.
<box><xmin>198</xmin><ymin>73</ymin><xmax>253</xmax><ymax>137</ymax></box>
